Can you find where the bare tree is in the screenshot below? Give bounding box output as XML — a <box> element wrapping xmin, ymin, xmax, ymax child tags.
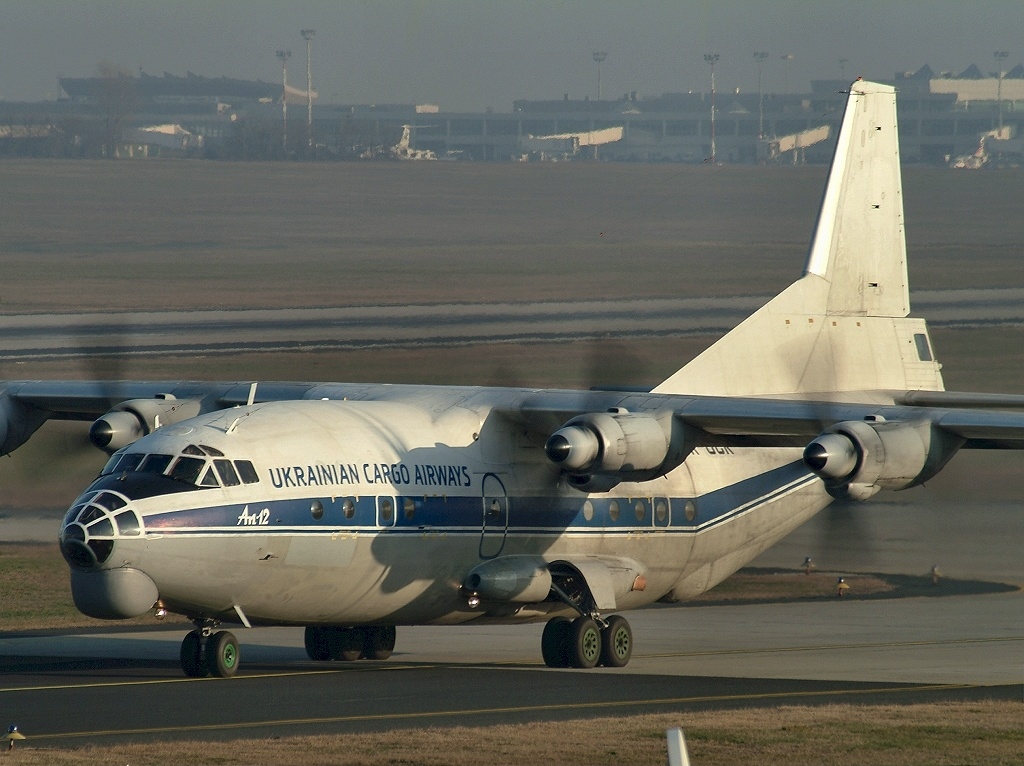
<box><xmin>92</xmin><ymin>61</ymin><xmax>139</xmax><ymax>158</ymax></box>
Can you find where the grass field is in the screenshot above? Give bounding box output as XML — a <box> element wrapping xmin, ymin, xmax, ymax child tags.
<box><xmin>8</xmin><ymin>702</ymin><xmax>1023</xmax><ymax>765</ymax></box>
<box><xmin>1</xmin><ymin>161</ymin><xmax>1023</xmax><ymax>313</ymax></box>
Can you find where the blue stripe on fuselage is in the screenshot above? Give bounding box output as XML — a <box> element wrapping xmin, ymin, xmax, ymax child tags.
<box><xmin>140</xmin><ymin>461</ymin><xmax>816</xmax><ymax>535</ymax></box>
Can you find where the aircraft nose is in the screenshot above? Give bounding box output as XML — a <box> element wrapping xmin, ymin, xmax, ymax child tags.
<box><xmin>59</xmin><ymin>490</ymin><xmax>143</xmax><ymax>570</ymax></box>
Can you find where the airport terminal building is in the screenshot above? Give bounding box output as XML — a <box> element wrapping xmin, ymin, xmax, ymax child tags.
<box><xmin>0</xmin><ymin>64</ymin><xmax>1021</xmax><ymax>164</ymax></box>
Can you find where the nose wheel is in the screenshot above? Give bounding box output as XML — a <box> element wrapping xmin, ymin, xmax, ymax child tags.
<box><xmin>541</xmin><ymin>614</ymin><xmax>632</xmax><ymax>668</ymax></box>
<box><xmin>180</xmin><ymin>626</ymin><xmax>240</xmax><ymax>678</ymax></box>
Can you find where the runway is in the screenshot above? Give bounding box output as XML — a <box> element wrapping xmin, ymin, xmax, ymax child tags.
<box><xmin>3</xmin><ymin>287</ymin><xmax>1024</xmax><ymax>360</ymax></box>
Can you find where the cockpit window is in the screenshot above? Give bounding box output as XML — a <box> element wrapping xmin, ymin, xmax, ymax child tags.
<box><xmin>235</xmin><ymin>460</ymin><xmax>260</xmax><ymax>484</ymax></box>
<box><xmin>214</xmin><ymin>459</ymin><xmax>241</xmax><ymax>487</ymax></box>
<box><xmin>198</xmin><ymin>466</ymin><xmax>220</xmax><ymax>487</ymax></box>
<box><xmin>182</xmin><ymin>444</ymin><xmax>205</xmax><ymax>456</ymax></box>
<box><xmin>169</xmin><ymin>456</ymin><xmax>205</xmax><ymax>484</ymax></box>
<box><xmin>200</xmin><ymin>444</ymin><xmax>225</xmax><ymax>457</ymax></box>
<box><xmin>138</xmin><ymin>454</ymin><xmax>173</xmax><ymax>474</ymax></box>
<box><xmin>102</xmin><ymin>452</ymin><xmax>144</xmax><ymax>476</ymax></box>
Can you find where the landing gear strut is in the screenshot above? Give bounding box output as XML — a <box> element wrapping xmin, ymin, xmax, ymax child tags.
<box><xmin>304</xmin><ymin>626</ymin><xmax>397</xmax><ymax>662</ymax></box>
<box><xmin>180</xmin><ymin>621</ymin><xmax>240</xmax><ymax>678</ymax></box>
<box><xmin>540</xmin><ymin>565</ymin><xmax>633</xmax><ymax>668</ymax></box>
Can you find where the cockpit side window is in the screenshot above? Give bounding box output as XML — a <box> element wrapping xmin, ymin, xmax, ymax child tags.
<box><xmin>214</xmin><ymin>459</ymin><xmax>241</xmax><ymax>487</ymax></box>
<box><xmin>235</xmin><ymin>460</ymin><xmax>260</xmax><ymax>484</ymax></box>
<box><xmin>138</xmin><ymin>454</ymin><xmax>173</xmax><ymax>474</ymax></box>
<box><xmin>111</xmin><ymin>453</ymin><xmax>145</xmax><ymax>474</ymax></box>
<box><xmin>169</xmin><ymin>456</ymin><xmax>206</xmax><ymax>484</ymax></box>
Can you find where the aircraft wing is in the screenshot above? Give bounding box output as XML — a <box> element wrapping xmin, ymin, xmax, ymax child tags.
<box><xmin>511</xmin><ymin>388</ymin><xmax>1024</xmax><ymax>449</ymax></box>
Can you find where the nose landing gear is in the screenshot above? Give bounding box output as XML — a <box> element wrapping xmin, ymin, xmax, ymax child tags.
<box><xmin>180</xmin><ymin>621</ymin><xmax>240</xmax><ymax>678</ymax></box>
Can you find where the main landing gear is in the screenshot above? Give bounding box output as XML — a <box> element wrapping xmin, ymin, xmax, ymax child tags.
<box><xmin>540</xmin><ymin>564</ymin><xmax>634</xmax><ymax>668</ymax></box>
<box><xmin>541</xmin><ymin>613</ymin><xmax>633</xmax><ymax>668</ymax></box>
<box><xmin>180</xmin><ymin>622</ymin><xmax>240</xmax><ymax>678</ymax></box>
<box><xmin>303</xmin><ymin>625</ymin><xmax>396</xmax><ymax>662</ymax></box>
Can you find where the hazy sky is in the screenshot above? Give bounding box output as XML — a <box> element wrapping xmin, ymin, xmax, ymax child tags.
<box><xmin>2</xmin><ymin>1</ymin><xmax>1021</xmax><ymax>111</ymax></box>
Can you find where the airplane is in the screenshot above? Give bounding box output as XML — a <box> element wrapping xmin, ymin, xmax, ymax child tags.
<box><xmin>3</xmin><ymin>78</ymin><xmax>1024</xmax><ymax>678</ymax></box>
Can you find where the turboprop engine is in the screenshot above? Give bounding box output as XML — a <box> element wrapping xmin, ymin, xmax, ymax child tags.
<box><xmin>89</xmin><ymin>396</ymin><xmax>202</xmax><ymax>453</ymax></box>
<box><xmin>544</xmin><ymin>409</ymin><xmax>691</xmax><ymax>491</ymax></box>
<box><xmin>802</xmin><ymin>418</ymin><xmax>964</xmax><ymax>500</ymax></box>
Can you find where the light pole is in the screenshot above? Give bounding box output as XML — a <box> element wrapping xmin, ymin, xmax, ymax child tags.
<box><xmin>593</xmin><ymin>51</ymin><xmax>607</xmax><ymax>100</ymax></box>
<box><xmin>994</xmin><ymin>50</ymin><xmax>1008</xmax><ymax>132</ymax></box>
<box><xmin>704</xmin><ymin>53</ymin><xmax>719</xmax><ymax>164</ymax></box>
<box><xmin>781</xmin><ymin>53</ymin><xmax>794</xmax><ymax>94</ymax></box>
<box><xmin>754</xmin><ymin>51</ymin><xmax>768</xmax><ymax>142</ymax></box>
<box><xmin>276</xmin><ymin>49</ymin><xmax>291</xmax><ymax>153</ymax></box>
<box><xmin>301</xmin><ymin>29</ymin><xmax>316</xmax><ymax>152</ymax></box>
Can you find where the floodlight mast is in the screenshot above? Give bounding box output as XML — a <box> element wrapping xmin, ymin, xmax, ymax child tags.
<box><xmin>704</xmin><ymin>53</ymin><xmax>719</xmax><ymax>164</ymax></box>
<box><xmin>302</xmin><ymin>29</ymin><xmax>316</xmax><ymax>152</ymax></box>
<box><xmin>994</xmin><ymin>50</ymin><xmax>1008</xmax><ymax>132</ymax></box>
<box><xmin>276</xmin><ymin>49</ymin><xmax>291</xmax><ymax>153</ymax></box>
<box><xmin>754</xmin><ymin>51</ymin><xmax>768</xmax><ymax>142</ymax></box>
<box><xmin>593</xmin><ymin>51</ymin><xmax>607</xmax><ymax>101</ymax></box>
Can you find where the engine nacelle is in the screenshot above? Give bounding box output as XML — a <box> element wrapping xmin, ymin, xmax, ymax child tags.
<box><xmin>89</xmin><ymin>396</ymin><xmax>202</xmax><ymax>453</ymax></box>
<box><xmin>544</xmin><ymin>409</ymin><xmax>691</xmax><ymax>489</ymax></box>
<box><xmin>803</xmin><ymin>419</ymin><xmax>963</xmax><ymax>500</ymax></box>
<box><xmin>0</xmin><ymin>394</ymin><xmax>48</xmax><ymax>456</ymax></box>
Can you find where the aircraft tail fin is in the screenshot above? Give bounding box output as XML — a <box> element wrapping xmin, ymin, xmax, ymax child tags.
<box><xmin>654</xmin><ymin>80</ymin><xmax>944</xmax><ymax>398</ymax></box>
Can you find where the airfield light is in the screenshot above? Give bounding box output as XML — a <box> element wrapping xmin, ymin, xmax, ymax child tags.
<box><xmin>276</xmin><ymin>49</ymin><xmax>291</xmax><ymax>152</ymax></box>
<box><xmin>302</xmin><ymin>29</ymin><xmax>316</xmax><ymax>152</ymax></box>
<box><xmin>994</xmin><ymin>50</ymin><xmax>1009</xmax><ymax>131</ymax></box>
<box><xmin>781</xmin><ymin>53</ymin><xmax>794</xmax><ymax>94</ymax></box>
<box><xmin>593</xmin><ymin>51</ymin><xmax>607</xmax><ymax>101</ymax></box>
<box><xmin>704</xmin><ymin>53</ymin><xmax>720</xmax><ymax>164</ymax></box>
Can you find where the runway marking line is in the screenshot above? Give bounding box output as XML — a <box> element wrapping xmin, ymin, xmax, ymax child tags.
<box><xmin>0</xmin><ymin>662</ymin><xmax>418</xmax><ymax>694</ymax></box>
<box><xmin>24</xmin><ymin>682</ymin><xmax>988</xmax><ymax>742</ymax></box>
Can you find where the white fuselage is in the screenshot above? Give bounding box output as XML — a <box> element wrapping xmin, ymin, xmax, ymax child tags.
<box><xmin>61</xmin><ymin>391</ymin><xmax>831</xmax><ymax>627</ymax></box>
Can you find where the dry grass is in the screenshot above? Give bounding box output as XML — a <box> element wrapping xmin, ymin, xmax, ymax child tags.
<box><xmin>1</xmin><ymin>162</ymin><xmax>1023</xmax><ymax>313</ymax></box>
<box><xmin>7</xmin><ymin>702</ymin><xmax>1022</xmax><ymax>765</ymax></box>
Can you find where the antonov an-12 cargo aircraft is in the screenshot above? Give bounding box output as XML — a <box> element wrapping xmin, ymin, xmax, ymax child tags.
<box><xmin>3</xmin><ymin>79</ymin><xmax>1022</xmax><ymax>677</ymax></box>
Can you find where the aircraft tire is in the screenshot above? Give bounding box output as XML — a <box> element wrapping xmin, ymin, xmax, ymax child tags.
<box><xmin>206</xmin><ymin>630</ymin><xmax>240</xmax><ymax>678</ymax></box>
<box><xmin>599</xmin><ymin>614</ymin><xmax>632</xmax><ymax>668</ymax></box>
<box><xmin>180</xmin><ymin>631</ymin><xmax>206</xmax><ymax>677</ymax></box>
<box><xmin>303</xmin><ymin>626</ymin><xmax>331</xmax><ymax>661</ymax></box>
<box><xmin>541</xmin><ymin>616</ymin><xmax>572</xmax><ymax>667</ymax></box>
<box><xmin>363</xmin><ymin>625</ymin><xmax>396</xmax><ymax>660</ymax></box>
<box><xmin>569</xmin><ymin>616</ymin><xmax>601</xmax><ymax>669</ymax></box>
<box><xmin>329</xmin><ymin>627</ymin><xmax>365</xmax><ymax>661</ymax></box>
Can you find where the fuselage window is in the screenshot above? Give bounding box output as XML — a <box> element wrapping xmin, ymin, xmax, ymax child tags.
<box><xmin>608</xmin><ymin>500</ymin><xmax>620</xmax><ymax>522</ymax></box>
<box><xmin>634</xmin><ymin>499</ymin><xmax>647</xmax><ymax>522</ymax></box>
<box><xmin>235</xmin><ymin>460</ymin><xmax>260</xmax><ymax>484</ymax></box>
<box><xmin>214</xmin><ymin>459</ymin><xmax>241</xmax><ymax>487</ymax></box>
<box><xmin>342</xmin><ymin>498</ymin><xmax>356</xmax><ymax>519</ymax></box>
<box><xmin>170</xmin><ymin>457</ymin><xmax>206</xmax><ymax>484</ymax></box>
<box><xmin>139</xmin><ymin>454</ymin><xmax>173</xmax><ymax>474</ymax></box>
